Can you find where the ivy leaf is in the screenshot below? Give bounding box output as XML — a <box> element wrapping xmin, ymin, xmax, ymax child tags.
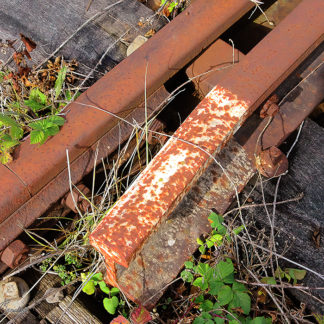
<box><xmin>217</xmin><ymin>285</ymin><xmax>233</xmax><ymax>306</ymax></box>
<box><xmin>98</xmin><ymin>280</ymin><xmax>110</xmax><ymax>294</ymax></box>
<box><xmin>82</xmin><ymin>280</ymin><xmax>95</xmax><ymax>295</ymax></box>
<box><xmin>103</xmin><ymin>296</ymin><xmax>119</xmax><ymax>315</ymax></box>
<box><xmin>55</xmin><ymin>65</ymin><xmax>67</xmax><ymax>99</ymax></box>
<box><xmin>110</xmin><ymin>287</ymin><xmax>120</xmax><ymax>296</ymax></box>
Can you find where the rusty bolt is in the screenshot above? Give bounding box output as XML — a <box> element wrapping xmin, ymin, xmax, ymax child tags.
<box><xmin>61</xmin><ymin>184</ymin><xmax>91</xmax><ymax>213</ymax></box>
<box><xmin>260</xmin><ymin>94</ymin><xmax>280</xmax><ymax>118</ymax></box>
<box><xmin>1</xmin><ymin>240</ymin><xmax>29</xmax><ymax>269</ymax></box>
<box><xmin>256</xmin><ymin>146</ymin><xmax>288</xmax><ymax>178</ymax></box>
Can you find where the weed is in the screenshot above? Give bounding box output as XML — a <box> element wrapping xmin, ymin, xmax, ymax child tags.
<box><xmin>0</xmin><ymin>39</ymin><xmax>79</xmax><ymax>164</ymax></box>
<box><xmin>81</xmin><ymin>272</ymin><xmax>122</xmax><ymax>315</ymax></box>
<box><xmin>178</xmin><ymin>212</ymin><xmax>308</xmax><ymax>323</ymax></box>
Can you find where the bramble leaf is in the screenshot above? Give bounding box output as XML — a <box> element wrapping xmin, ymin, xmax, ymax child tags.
<box><xmin>30</xmin><ymin>129</ymin><xmax>46</xmax><ymax>144</ymax></box>
<box><xmin>193</xmin><ymin>277</ymin><xmax>208</xmax><ymax>291</ymax></box>
<box><xmin>214</xmin><ymin>258</ymin><xmax>234</xmax><ymax>281</ymax></box>
<box><xmin>181</xmin><ymin>270</ymin><xmax>193</xmax><ymax>283</ymax></box>
<box><xmin>217</xmin><ymin>285</ymin><xmax>233</xmax><ymax>306</ymax></box>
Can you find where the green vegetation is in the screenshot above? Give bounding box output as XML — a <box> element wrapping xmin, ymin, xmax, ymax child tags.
<box><xmin>0</xmin><ymin>55</ymin><xmax>78</xmax><ymax>164</ymax></box>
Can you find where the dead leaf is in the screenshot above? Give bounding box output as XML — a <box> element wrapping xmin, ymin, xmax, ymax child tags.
<box><xmin>130</xmin><ymin>305</ymin><xmax>152</xmax><ymax>324</ymax></box>
<box><xmin>20</xmin><ymin>33</ymin><xmax>36</xmax><ymax>52</ymax></box>
<box><xmin>312</xmin><ymin>227</ymin><xmax>321</xmax><ymax>248</ymax></box>
<box><xmin>22</xmin><ymin>49</ymin><xmax>32</xmax><ymax>60</ymax></box>
<box><xmin>144</xmin><ymin>29</ymin><xmax>156</xmax><ymax>38</ymax></box>
<box><xmin>110</xmin><ymin>315</ymin><xmax>130</xmax><ymax>324</ymax></box>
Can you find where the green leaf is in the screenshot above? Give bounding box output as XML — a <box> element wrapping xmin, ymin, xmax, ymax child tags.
<box><xmin>30</xmin><ymin>129</ymin><xmax>46</xmax><ymax>144</ymax></box>
<box><xmin>201</xmin><ymin>299</ymin><xmax>213</xmax><ymax>311</ymax></box>
<box><xmin>214</xmin><ymin>258</ymin><xmax>234</xmax><ymax>281</ymax></box>
<box><xmin>103</xmin><ymin>296</ymin><xmax>119</xmax><ymax>315</ymax></box>
<box><xmin>30</xmin><ymin>88</ymin><xmax>47</xmax><ymax>105</ymax></box>
<box><xmin>55</xmin><ymin>65</ymin><xmax>67</xmax><ymax>99</ymax></box>
<box><xmin>0</xmin><ymin>151</ymin><xmax>12</xmax><ymax>164</ymax></box>
<box><xmin>196</xmin><ymin>263</ymin><xmax>211</xmax><ymax>277</ymax></box>
<box><xmin>181</xmin><ymin>270</ymin><xmax>193</xmax><ymax>283</ymax></box>
<box><xmin>234</xmin><ymin>291</ymin><xmax>251</xmax><ymax>315</ymax></box>
<box><xmin>194</xmin><ymin>295</ymin><xmax>204</xmax><ymax>304</ymax></box>
<box><xmin>197</xmin><ymin>237</ymin><xmax>204</xmax><ymax>245</ymax></box>
<box><xmin>24</xmin><ymin>99</ymin><xmax>44</xmax><ymax>112</ymax></box>
<box><xmin>201</xmin><ymin>312</ymin><xmax>212</xmax><ymax>319</ymax></box>
<box><xmin>275</xmin><ymin>266</ymin><xmax>285</xmax><ymax>279</ymax></box>
<box><xmin>286</xmin><ymin>268</ymin><xmax>306</xmax><ymax>284</ymax></box>
<box><xmin>110</xmin><ymin>287</ymin><xmax>120</xmax><ymax>296</ymax></box>
<box><xmin>10</xmin><ymin>126</ymin><xmax>23</xmax><ymax>140</ymax></box>
<box><xmin>209</xmin><ymin>280</ymin><xmax>224</xmax><ymax>296</ymax></box>
<box><xmin>184</xmin><ymin>261</ymin><xmax>194</xmax><ymax>269</ymax></box>
<box><xmin>214</xmin><ymin>318</ymin><xmax>225</xmax><ymax>324</ymax></box>
<box><xmin>247</xmin><ymin>317</ymin><xmax>272</xmax><ymax>324</ymax></box>
<box><xmin>29</xmin><ymin>120</ymin><xmax>50</xmax><ymax>130</ymax></box>
<box><xmin>213</xmin><ymin>302</ymin><xmax>222</xmax><ymax>315</ymax></box>
<box><xmin>44</xmin><ymin>125</ymin><xmax>59</xmax><ymax>137</ymax></box>
<box><xmin>82</xmin><ymin>280</ymin><xmax>95</xmax><ymax>295</ymax></box>
<box><xmin>217</xmin><ymin>285</ymin><xmax>233</xmax><ymax>306</ymax></box>
<box><xmin>233</xmin><ymin>225</ymin><xmax>245</xmax><ymax>235</ymax></box>
<box><xmin>232</xmin><ymin>281</ymin><xmax>247</xmax><ymax>293</ymax></box>
<box><xmin>199</xmin><ymin>245</ymin><xmax>206</xmax><ymax>254</ymax></box>
<box><xmin>208</xmin><ymin>212</ymin><xmax>224</xmax><ymax>228</ymax></box>
<box><xmin>47</xmin><ymin>115</ymin><xmax>65</xmax><ymax>126</ymax></box>
<box><xmin>0</xmin><ymin>135</ymin><xmax>19</xmax><ymax>149</ymax></box>
<box><xmin>98</xmin><ymin>280</ymin><xmax>110</xmax><ymax>294</ymax></box>
<box><xmin>193</xmin><ymin>277</ymin><xmax>208</xmax><ymax>291</ymax></box>
<box><xmin>193</xmin><ymin>318</ymin><xmax>205</xmax><ymax>324</ymax></box>
<box><xmin>261</xmin><ymin>277</ymin><xmax>277</xmax><ymax>285</ymax></box>
<box><xmin>0</xmin><ymin>114</ymin><xmax>21</xmax><ymax>128</ymax></box>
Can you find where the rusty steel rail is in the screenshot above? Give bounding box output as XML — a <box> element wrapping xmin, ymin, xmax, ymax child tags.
<box><xmin>0</xmin><ymin>0</ymin><xmax>255</xmax><ymax>255</ymax></box>
<box><xmin>90</xmin><ymin>0</ymin><xmax>324</xmax><ymax>287</ymax></box>
<box><xmin>116</xmin><ymin>50</ymin><xmax>324</xmax><ymax>306</ymax></box>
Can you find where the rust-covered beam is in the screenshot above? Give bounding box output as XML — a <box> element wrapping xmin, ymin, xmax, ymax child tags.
<box><xmin>116</xmin><ymin>49</ymin><xmax>324</xmax><ymax>306</ymax></box>
<box><xmin>90</xmin><ymin>0</ymin><xmax>324</xmax><ymax>286</ymax></box>
<box><xmin>0</xmin><ymin>0</ymin><xmax>254</xmax><ymax>251</ymax></box>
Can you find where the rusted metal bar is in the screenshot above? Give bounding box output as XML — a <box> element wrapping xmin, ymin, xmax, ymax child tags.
<box><xmin>115</xmin><ymin>49</ymin><xmax>324</xmax><ymax>307</ymax></box>
<box><xmin>0</xmin><ymin>0</ymin><xmax>254</xmax><ymax>250</ymax></box>
<box><xmin>90</xmin><ymin>0</ymin><xmax>324</xmax><ymax>287</ymax></box>
<box><xmin>186</xmin><ymin>39</ymin><xmax>245</xmax><ymax>97</ymax></box>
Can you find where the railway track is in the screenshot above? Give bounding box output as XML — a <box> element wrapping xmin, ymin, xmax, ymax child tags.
<box><xmin>0</xmin><ymin>0</ymin><xmax>323</xmax><ymax>322</ymax></box>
